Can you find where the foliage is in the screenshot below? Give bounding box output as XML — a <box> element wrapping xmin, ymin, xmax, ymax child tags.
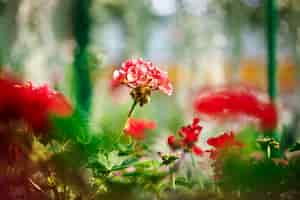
<box><xmin>2</xmin><ymin>66</ymin><xmax>300</xmax><ymax>200</ymax></box>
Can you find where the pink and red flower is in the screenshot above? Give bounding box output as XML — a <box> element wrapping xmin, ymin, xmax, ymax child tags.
<box><xmin>124</xmin><ymin>118</ymin><xmax>156</xmax><ymax>140</ymax></box>
<box><xmin>0</xmin><ymin>77</ymin><xmax>72</xmax><ymax>133</ymax></box>
<box><xmin>167</xmin><ymin>118</ymin><xmax>203</xmax><ymax>156</ymax></box>
<box><xmin>193</xmin><ymin>86</ymin><xmax>278</xmax><ymax>130</ymax></box>
<box><xmin>113</xmin><ymin>58</ymin><xmax>173</xmax><ymax>96</ymax></box>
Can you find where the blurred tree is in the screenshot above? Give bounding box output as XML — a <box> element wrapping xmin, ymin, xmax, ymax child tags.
<box><xmin>0</xmin><ymin>0</ymin><xmax>20</xmax><ymax>66</ymax></box>
<box><xmin>72</xmin><ymin>0</ymin><xmax>93</xmax><ymax>112</ymax></box>
<box><xmin>124</xmin><ymin>0</ymin><xmax>152</xmax><ymax>57</ymax></box>
<box><xmin>280</xmin><ymin>1</ymin><xmax>300</xmax><ymax>101</ymax></box>
<box><xmin>93</xmin><ymin>0</ymin><xmax>153</xmax><ymax>58</ymax></box>
<box><xmin>223</xmin><ymin>1</ymin><xmax>244</xmax><ymax>82</ymax></box>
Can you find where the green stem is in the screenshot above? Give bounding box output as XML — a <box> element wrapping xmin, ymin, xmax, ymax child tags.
<box><xmin>265</xmin><ymin>0</ymin><xmax>279</xmax><ymax>141</ymax></box>
<box><xmin>267</xmin><ymin>144</ymin><xmax>271</xmax><ymax>159</ymax></box>
<box><xmin>190</xmin><ymin>153</ymin><xmax>196</xmax><ymax>168</ymax></box>
<box><xmin>266</xmin><ymin>0</ymin><xmax>278</xmax><ymax>102</ymax></box>
<box><xmin>121</xmin><ymin>100</ymin><xmax>138</xmax><ymax>144</ymax></box>
<box><xmin>127</xmin><ymin>100</ymin><xmax>137</xmax><ymax>118</ymax></box>
<box><xmin>171</xmin><ymin>173</ymin><xmax>176</xmax><ymax>190</ymax></box>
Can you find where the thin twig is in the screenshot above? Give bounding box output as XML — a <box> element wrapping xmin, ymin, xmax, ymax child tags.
<box><xmin>28</xmin><ymin>178</ymin><xmax>50</xmax><ymax>199</ymax></box>
<box><xmin>28</xmin><ymin>178</ymin><xmax>45</xmax><ymax>193</ymax></box>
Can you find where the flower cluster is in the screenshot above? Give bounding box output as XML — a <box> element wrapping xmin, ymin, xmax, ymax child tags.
<box><xmin>0</xmin><ymin>77</ymin><xmax>72</xmax><ymax>133</ymax></box>
<box><xmin>207</xmin><ymin>132</ymin><xmax>243</xmax><ymax>159</ymax></box>
<box><xmin>113</xmin><ymin>58</ymin><xmax>172</xmax><ymax>106</ymax></box>
<box><xmin>124</xmin><ymin>118</ymin><xmax>156</xmax><ymax>140</ymax></box>
<box><xmin>167</xmin><ymin>117</ymin><xmax>243</xmax><ymax>159</ymax></box>
<box><xmin>193</xmin><ymin>86</ymin><xmax>278</xmax><ymax>130</ymax></box>
<box><xmin>167</xmin><ymin>118</ymin><xmax>203</xmax><ymax>156</ymax></box>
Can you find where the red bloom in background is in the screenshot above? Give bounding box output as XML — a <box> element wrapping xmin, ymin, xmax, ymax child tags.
<box><xmin>0</xmin><ymin>77</ymin><xmax>72</xmax><ymax>133</ymax></box>
<box><xmin>113</xmin><ymin>58</ymin><xmax>173</xmax><ymax>96</ymax></box>
<box><xmin>124</xmin><ymin>118</ymin><xmax>156</xmax><ymax>140</ymax></box>
<box><xmin>192</xmin><ymin>145</ymin><xmax>203</xmax><ymax>156</ymax></box>
<box><xmin>167</xmin><ymin>135</ymin><xmax>178</xmax><ymax>149</ymax></box>
<box><xmin>109</xmin><ymin>75</ymin><xmax>122</xmax><ymax>93</ymax></box>
<box><xmin>207</xmin><ymin>132</ymin><xmax>243</xmax><ymax>159</ymax></box>
<box><xmin>193</xmin><ymin>86</ymin><xmax>278</xmax><ymax>130</ymax></box>
<box><xmin>207</xmin><ymin>132</ymin><xmax>243</xmax><ymax>149</ymax></box>
<box><xmin>179</xmin><ymin>118</ymin><xmax>202</xmax><ymax>145</ymax></box>
<box><xmin>167</xmin><ymin>118</ymin><xmax>203</xmax><ymax>156</ymax></box>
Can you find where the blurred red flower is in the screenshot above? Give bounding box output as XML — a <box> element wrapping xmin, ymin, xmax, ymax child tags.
<box><xmin>192</xmin><ymin>145</ymin><xmax>203</xmax><ymax>156</ymax></box>
<box><xmin>167</xmin><ymin>135</ymin><xmax>178</xmax><ymax>149</ymax></box>
<box><xmin>179</xmin><ymin>118</ymin><xmax>202</xmax><ymax>145</ymax></box>
<box><xmin>207</xmin><ymin>132</ymin><xmax>243</xmax><ymax>159</ymax></box>
<box><xmin>207</xmin><ymin>132</ymin><xmax>243</xmax><ymax>149</ymax></box>
<box><xmin>109</xmin><ymin>76</ymin><xmax>122</xmax><ymax>93</ymax></box>
<box><xmin>167</xmin><ymin>118</ymin><xmax>203</xmax><ymax>156</ymax></box>
<box><xmin>0</xmin><ymin>77</ymin><xmax>72</xmax><ymax>133</ymax></box>
<box><xmin>124</xmin><ymin>118</ymin><xmax>156</xmax><ymax>140</ymax></box>
<box><xmin>193</xmin><ymin>86</ymin><xmax>278</xmax><ymax>130</ymax></box>
<box><xmin>113</xmin><ymin>58</ymin><xmax>173</xmax><ymax>96</ymax></box>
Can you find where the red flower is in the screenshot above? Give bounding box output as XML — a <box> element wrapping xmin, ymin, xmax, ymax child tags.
<box><xmin>0</xmin><ymin>77</ymin><xmax>72</xmax><ymax>133</ymax></box>
<box><xmin>167</xmin><ymin>135</ymin><xmax>178</xmax><ymax>149</ymax></box>
<box><xmin>207</xmin><ymin>132</ymin><xmax>243</xmax><ymax>149</ymax></box>
<box><xmin>192</xmin><ymin>145</ymin><xmax>203</xmax><ymax>156</ymax></box>
<box><xmin>124</xmin><ymin>118</ymin><xmax>156</xmax><ymax>140</ymax></box>
<box><xmin>113</xmin><ymin>58</ymin><xmax>173</xmax><ymax>96</ymax></box>
<box><xmin>193</xmin><ymin>86</ymin><xmax>278</xmax><ymax>130</ymax></box>
<box><xmin>167</xmin><ymin>118</ymin><xmax>203</xmax><ymax>156</ymax></box>
<box><xmin>109</xmin><ymin>75</ymin><xmax>122</xmax><ymax>92</ymax></box>
<box><xmin>207</xmin><ymin>132</ymin><xmax>243</xmax><ymax>159</ymax></box>
<box><xmin>179</xmin><ymin>118</ymin><xmax>202</xmax><ymax>145</ymax></box>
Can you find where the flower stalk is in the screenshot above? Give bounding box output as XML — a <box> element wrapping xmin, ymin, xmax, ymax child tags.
<box><xmin>128</xmin><ymin>100</ymin><xmax>138</xmax><ymax>118</ymax></box>
<box><xmin>171</xmin><ymin>173</ymin><xmax>176</xmax><ymax>189</ymax></box>
<box><xmin>267</xmin><ymin>144</ymin><xmax>271</xmax><ymax>159</ymax></box>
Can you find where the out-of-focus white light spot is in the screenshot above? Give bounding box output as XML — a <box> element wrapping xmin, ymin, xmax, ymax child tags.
<box><xmin>150</xmin><ymin>0</ymin><xmax>177</xmax><ymax>16</ymax></box>
<box><xmin>213</xmin><ymin>33</ymin><xmax>227</xmax><ymax>47</ymax></box>
<box><xmin>182</xmin><ymin>0</ymin><xmax>209</xmax><ymax>16</ymax></box>
<box><xmin>211</xmin><ymin>61</ymin><xmax>225</xmax><ymax>85</ymax></box>
<box><xmin>243</xmin><ymin>28</ymin><xmax>265</xmax><ymax>57</ymax></box>
<box><xmin>98</xmin><ymin>20</ymin><xmax>125</xmax><ymax>64</ymax></box>
<box><xmin>147</xmin><ymin>22</ymin><xmax>173</xmax><ymax>63</ymax></box>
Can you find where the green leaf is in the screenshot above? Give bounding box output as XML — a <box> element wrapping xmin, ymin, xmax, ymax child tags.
<box><xmin>160</xmin><ymin>153</ymin><xmax>179</xmax><ymax>166</ymax></box>
<box><xmin>237</xmin><ymin>126</ymin><xmax>260</xmax><ymax>156</ymax></box>
<box><xmin>175</xmin><ymin>177</ymin><xmax>194</xmax><ymax>188</ymax></box>
<box><xmin>134</xmin><ymin>160</ymin><xmax>160</xmax><ymax>169</ymax></box>
<box><xmin>97</xmin><ymin>153</ymin><xmax>111</xmax><ymax>170</ymax></box>
<box><xmin>111</xmin><ymin>157</ymin><xmax>138</xmax><ymax>171</ymax></box>
<box><xmin>289</xmin><ymin>142</ymin><xmax>300</xmax><ymax>152</ymax></box>
<box><xmin>117</xmin><ymin>143</ymin><xmax>135</xmax><ymax>155</ymax></box>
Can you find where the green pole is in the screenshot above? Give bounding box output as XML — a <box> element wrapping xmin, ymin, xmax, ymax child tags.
<box><xmin>265</xmin><ymin>0</ymin><xmax>280</xmax><ymax>144</ymax></box>
<box><xmin>266</xmin><ymin>0</ymin><xmax>278</xmax><ymax>102</ymax></box>
<box><xmin>72</xmin><ymin>0</ymin><xmax>92</xmax><ymax>112</ymax></box>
